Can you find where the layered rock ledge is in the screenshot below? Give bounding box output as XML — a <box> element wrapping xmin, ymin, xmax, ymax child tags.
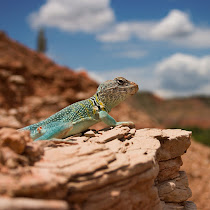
<box><xmin>0</xmin><ymin>126</ymin><xmax>196</xmax><ymax>210</ymax></box>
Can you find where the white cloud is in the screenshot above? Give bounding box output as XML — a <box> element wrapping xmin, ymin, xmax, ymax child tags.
<box><xmin>90</xmin><ymin>53</ymin><xmax>210</xmax><ymax>98</ymax></box>
<box><xmin>97</xmin><ymin>21</ymin><xmax>154</xmax><ymax>42</ymax></box>
<box><xmin>29</xmin><ymin>3</ymin><xmax>210</xmax><ymax>48</ymax></box>
<box><xmin>155</xmin><ymin>53</ymin><xmax>210</xmax><ymax>96</ymax></box>
<box><xmin>97</xmin><ymin>9</ymin><xmax>210</xmax><ymax>48</ymax></box>
<box><xmin>173</xmin><ymin>28</ymin><xmax>210</xmax><ymax>48</ymax></box>
<box><xmin>29</xmin><ymin>0</ymin><xmax>115</xmax><ymax>33</ymax></box>
<box><xmin>151</xmin><ymin>10</ymin><xmax>194</xmax><ymax>39</ymax></box>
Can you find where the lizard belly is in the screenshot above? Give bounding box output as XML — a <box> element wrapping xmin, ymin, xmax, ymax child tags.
<box><xmin>65</xmin><ymin>118</ymin><xmax>100</xmax><ymax>137</ymax></box>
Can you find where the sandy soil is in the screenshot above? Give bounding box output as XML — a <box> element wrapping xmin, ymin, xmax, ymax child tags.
<box><xmin>181</xmin><ymin>140</ymin><xmax>210</xmax><ymax>210</ymax></box>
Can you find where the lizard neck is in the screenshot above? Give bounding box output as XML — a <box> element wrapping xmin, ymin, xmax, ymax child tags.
<box><xmin>93</xmin><ymin>91</ymin><xmax>121</xmax><ymax>113</ymax></box>
<box><xmin>89</xmin><ymin>93</ymin><xmax>111</xmax><ymax>113</ymax></box>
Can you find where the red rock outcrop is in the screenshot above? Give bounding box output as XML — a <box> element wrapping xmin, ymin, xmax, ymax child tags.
<box><xmin>0</xmin><ymin>31</ymin><xmax>98</xmax><ymax>127</ymax></box>
<box><xmin>0</xmin><ymin>126</ymin><xmax>196</xmax><ymax>209</ymax></box>
<box><xmin>0</xmin><ymin>128</ymin><xmax>44</xmax><ymax>169</ymax></box>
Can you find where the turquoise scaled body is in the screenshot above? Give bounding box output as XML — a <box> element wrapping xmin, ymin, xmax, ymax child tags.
<box><xmin>20</xmin><ymin>77</ymin><xmax>139</xmax><ymax>141</ymax></box>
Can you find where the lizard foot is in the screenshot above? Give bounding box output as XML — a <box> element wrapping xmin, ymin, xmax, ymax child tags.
<box><xmin>116</xmin><ymin>121</ymin><xmax>135</xmax><ymax>128</ymax></box>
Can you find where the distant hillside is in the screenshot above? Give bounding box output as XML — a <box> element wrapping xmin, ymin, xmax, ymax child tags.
<box><xmin>0</xmin><ymin>31</ymin><xmax>98</xmax><ymax>106</ymax></box>
<box><xmin>0</xmin><ymin>31</ymin><xmax>99</xmax><ymax>127</ymax></box>
<box><xmin>131</xmin><ymin>92</ymin><xmax>210</xmax><ymax>129</ymax></box>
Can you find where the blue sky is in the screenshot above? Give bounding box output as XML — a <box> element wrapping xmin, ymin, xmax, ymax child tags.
<box><xmin>1</xmin><ymin>0</ymin><xmax>210</xmax><ymax>97</ymax></box>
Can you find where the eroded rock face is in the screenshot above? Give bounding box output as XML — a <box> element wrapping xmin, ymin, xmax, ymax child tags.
<box><xmin>0</xmin><ymin>126</ymin><xmax>196</xmax><ymax>209</ymax></box>
<box><xmin>157</xmin><ymin>171</ymin><xmax>192</xmax><ymax>203</ymax></box>
<box><xmin>0</xmin><ymin>197</ymin><xmax>68</xmax><ymax>210</ymax></box>
<box><xmin>158</xmin><ymin>156</ymin><xmax>183</xmax><ymax>182</ymax></box>
<box><xmin>0</xmin><ymin>128</ymin><xmax>44</xmax><ymax>168</ymax></box>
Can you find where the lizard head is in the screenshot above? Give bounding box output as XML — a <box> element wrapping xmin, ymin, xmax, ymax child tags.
<box><xmin>97</xmin><ymin>77</ymin><xmax>139</xmax><ymax>111</ymax></box>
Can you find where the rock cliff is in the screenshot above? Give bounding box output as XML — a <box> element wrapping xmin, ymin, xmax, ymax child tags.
<box><xmin>0</xmin><ymin>126</ymin><xmax>196</xmax><ymax>210</ymax></box>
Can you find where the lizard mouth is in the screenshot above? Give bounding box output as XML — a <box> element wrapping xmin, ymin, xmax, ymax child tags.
<box><xmin>131</xmin><ymin>82</ymin><xmax>139</xmax><ymax>94</ymax></box>
<box><xmin>128</xmin><ymin>82</ymin><xmax>139</xmax><ymax>95</ymax></box>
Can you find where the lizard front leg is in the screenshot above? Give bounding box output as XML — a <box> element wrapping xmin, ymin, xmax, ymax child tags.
<box><xmin>98</xmin><ymin>111</ymin><xmax>135</xmax><ymax>128</ymax></box>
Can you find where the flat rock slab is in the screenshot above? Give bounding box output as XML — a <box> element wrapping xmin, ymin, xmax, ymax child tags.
<box><xmin>0</xmin><ymin>126</ymin><xmax>194</xmax><ymax>210</ymax></box>
<box><xmin>135</xmin><ymin>129</ymin><xmax>191</xmax><ymax>161</ymax></box>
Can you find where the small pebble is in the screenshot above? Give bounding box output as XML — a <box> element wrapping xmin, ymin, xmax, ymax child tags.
<box><xmin>84</xmin><ymin>130</ymin><xmax>96</xmax><ymax>137</ymax></box>
<box><xmin>129</xmin><ymin>128</ymin><xmax>136</xmax><ymax>136</ymax></box>
<box><xmin>124</xmin><ymin>142</ymin><xmax>129</xmax><ymax>146</ymax></box>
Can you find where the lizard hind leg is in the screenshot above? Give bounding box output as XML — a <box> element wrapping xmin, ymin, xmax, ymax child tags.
<box><xmin>34</xmin><ymin>122</ymin><xmax>73</xmax><ymax>141</ymax></box>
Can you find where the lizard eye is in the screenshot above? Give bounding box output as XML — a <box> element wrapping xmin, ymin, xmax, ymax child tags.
<box><xmin>117</xmin><ymin>79</ymin><xmax>125</xmax><ymax>85</ymax></box>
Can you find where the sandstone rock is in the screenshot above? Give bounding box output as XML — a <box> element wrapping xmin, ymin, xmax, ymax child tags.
<box><xmin>91</xmin><ymin>125</ymin><xmax>130</xmax><ymax>143</ymax></box>
<box><xmin>105</xmin><ymin>139</ymin><xmax>123</xmax><ymax>153</ymax></box>
<box><xmin>183</xmin><ymin>201</ymin><xmax>197</xmax><ymax>210</ymax></box>
<box><xmin>24</xmin><ymin>142</ymin><xmax>44</xmax><ymax>163</ymax></box>
<box><xmin>0</xmin><ymin>69</ymin><xmax>11</xmax><ymax>79</ymax></box>
<box><xmin>0</xmin><ymin>167</ymin><xmax>68</xmax><ymax>198</ymax></box>
<box><xmin>0</xmin><ymin>128</ymin><xmax>30</xmax><ymax>154</ymax></box>
<box><xmin>156</xmin><ymin>129</ymin><xmax>191</xmax><ymax>161</ymax></box>
<box><xmin>0</xmin><ymin>147</ymin><xmax>28</xmax><ymax>168</ymax></box>
<box><xmin>129</xmin><ymin>128</ymin><xmax>136</xmax><ymax>136</ymax></box>
<box><xmin>136</xmin><ymin>128</ymin><xmax>191</xmax><ymax>160</ymax></box>
<box><xmin>157</xmin><ymin>171</ymin><xmax>192</xmax><ymax>203</ymax></box>
<box><xmin>0</xmin><ymin>197</ymin><xmax>68</xmax><ymax>210</ymax></box>
<box><xmin>8</xmin><ymin>75</ymin><xmax>26</xmax><ymax>85</ymax></box>
<box><xmin>84</xmin><ymin>130</ymin><xmax>96</xmax><ymax>137</ymax></box>
<box><xmin>0</xmin><ymin>127</ymin><xmax>195</xmax><ymax>209</ymax></box>
<box><xmin>0</xmin><ymin>115</ymin><xmax>22</xmax><ymax>129</ymax></box>
<box><xmin>8</xmin><ymin>108</ymin><xmax>18</xmax><ymax>116</ymax></box>
<box><xmin>0</xmin><ymin>128</ymin><xmax>44</xmax><ymax>167</ymax></box>
<box><xmin>157</xmin><ymin>156</ymin><xmax>183</xmax><ymax>182</ymax></box>
<box><xmin>161</xmin><ymin>201</ymin><xmax>197</xmax><ymax>210</ymax></box>
<box><xmin>161</xmin><ymin>202</ymin><xmax>185</xmax><ymax>210</ymax></box>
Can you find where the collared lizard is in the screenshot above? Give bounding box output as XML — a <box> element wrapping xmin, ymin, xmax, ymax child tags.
<box><xmin>20</xmin><ymin>77</ymin><xmax>139</xmax><ymax>141</ymax></box>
